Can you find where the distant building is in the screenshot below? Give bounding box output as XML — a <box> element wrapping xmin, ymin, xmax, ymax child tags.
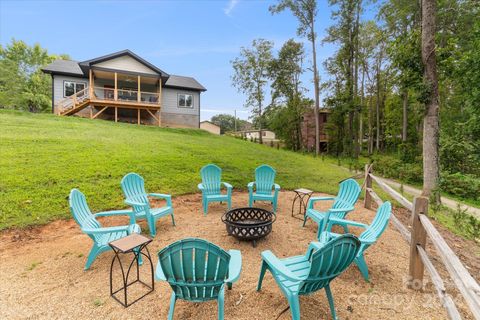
<box><xmin>301</xmin><ymin>108</ymin><xmax>330</xmax><ymax>151</ymax></box>
<box><xmin>234</xmin><ymin>129</ymin><xmax>276</xmax><ymax>142</ymax></box>
<box><xmin>200</xmin><ymin>121</ymin><xmax>221</xmax><ymax>135</ymax></box>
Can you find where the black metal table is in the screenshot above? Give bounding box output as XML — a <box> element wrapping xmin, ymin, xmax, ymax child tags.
<box><xmin>109</xmin><ymin>234</ymin><xmax>154</xmax><ymax>307</ymax></box>
<box><xmin>291</xmin><ymin>188</ymin><xmax>314</xmax><ymax>220</ymax></box>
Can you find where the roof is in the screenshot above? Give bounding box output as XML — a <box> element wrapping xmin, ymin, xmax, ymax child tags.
<box><xmin>41</xmin><ymin>59</ymin><xmax>85</xmax><ymax>77</ymax></box>
<box><xmin>200</xmin><ymin>121</ymin><xmax>219</xmax><ymax>127</ymax></box>
<box><xmin>41</xmin><ymin>50</ymin><xmax>206</xmax><ymax>91</ymax></box>
<box><xmin>165</xmin><ymin>75</ymin><xmax>207</xmax><ymax>92</ymax></box>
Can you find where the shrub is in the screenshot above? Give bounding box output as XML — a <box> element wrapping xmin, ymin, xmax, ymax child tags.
<box><xmin>440</xmin><ymin>172</ymin><xmax>480</xmax><ymax>201</ymax></box>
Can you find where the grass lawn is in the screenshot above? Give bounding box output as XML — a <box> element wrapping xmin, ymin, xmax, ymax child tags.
<box><xmin>0</xmin><ymin>110</ymin><xmax>351</xmax><ymax>230</ymax></box>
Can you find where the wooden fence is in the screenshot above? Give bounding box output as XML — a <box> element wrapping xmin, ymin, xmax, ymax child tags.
<box><xmin>364</xmin><ymin>164</ymin><xmax>480</xmax><ymax>320</ymax></box>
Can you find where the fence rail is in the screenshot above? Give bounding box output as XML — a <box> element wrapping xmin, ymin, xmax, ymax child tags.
<box><xmin>364</xmin><ymin>164</ymin><xmax>480</xmax><ymax>320</ymax></box>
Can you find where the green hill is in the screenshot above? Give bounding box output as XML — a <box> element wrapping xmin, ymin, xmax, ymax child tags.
<box><xmin>0</xmin><ymin>110</ymin><xmax>350</xmax><ymax>229</ymax></box>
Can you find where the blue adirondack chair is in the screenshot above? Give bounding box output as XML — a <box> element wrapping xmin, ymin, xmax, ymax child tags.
<box><xmin>303</xmin><ymin>178</ymin><xmax>361</xmax><ymax>238</ymax></box>
<box><xmin>248</xmin><ymin>165</ymin><xmax>280</xmax><ymax>212</ymax></box>
<box><xmin>198</xmin><ymin>164</ymin><xmax>233</xmax><ymax>215</ymax></box>
<box><xmin>257</xmin><ymin>234</ymin><xmax>360</xmax><ymax>320</ymax></box>
<box><xmin>121</xmin><ymin>173</ymin><xmax>175</xmax><ymax>237</ymax></box>
<box><xmin>155</xmin><ymin>238</ymin><xmax>242</xmax><ymax>320</ymax></box>
<box><xmin>320</xmin><ymin>201</ymin><xmax>392</xmax><ymax>281</ymax></box>
<box><xmin>69</xmin><ymin>188</ymin><xmax>142</xmax><ymax>270</ymax></box>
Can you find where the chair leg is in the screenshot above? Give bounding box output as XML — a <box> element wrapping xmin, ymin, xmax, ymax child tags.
<box><xmin>218</xmin><ymin>287</ymin><xmax>225</xmax><ymax>320</ymax></box>
<box><xmin>170</xmin><ymin>212</ymin><xmax>176</xmax><ymax>226</ymax></box>
<box><xmin>84</xmin><ymin>245</ymin><xmax>100</xmax><ymax>270</ymax></box>
<box><xmin>257</xmin><ymin>261</ymin><xmax>268</xmax><ymax>291</ymax></box>
<box><xmin>148</xmin><ymin>218</ymin><xmax>157</xmax><ymax>237</ymax></box>
<box><xmin>355</xmin><ymin>254</ymin><xmax>370</xmax><ymax>281</ymax></box>
<box><xmin>272</xmin><ymin>200</ymin><xmax>277</xmax><ymax>213</ymax></box>
<box><xmin>228</xmin><ymin>198</ymin><xmax>232</xmax><ymax>210</ymax></box>
<box><xmin>287</xmin><ymin>294</ymin><xmax>301</xmax><ymax>320</ymax></box>
<box><xmin>249</xmin><ymin>196</ymin><xmax>253</xmax><ymax>207</ymax></box>
<box><xmin>134</xmin><ymin>247</ymin><xmax>144</xmax><ymax>265</ymax></box>
<box><xmin>325</xmin><ymin>284</ymin><xmax>337</xmax><ymax>320</ymax></box>
<box><xmin>203</xmin><ymin>200</ymin><xmax>208</xmax><ymax>216</ymax></box>
<box><xmin>168</xmin><ymin>293</ymin><xmax>176</xmax><ymax>320</ymax></box>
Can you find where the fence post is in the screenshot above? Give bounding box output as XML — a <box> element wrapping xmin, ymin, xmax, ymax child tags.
<box><xmin>364</xmin><ymin>164</ymin><xmax>372</xmax><ymax>209</ymax></box>
<box><xmin>408</xmin><ymin>196</ymin><xmax>428</xmax><ymax>290</ymax></box>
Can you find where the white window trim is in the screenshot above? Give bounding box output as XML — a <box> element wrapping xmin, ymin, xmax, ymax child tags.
<box><xmin>177</xmin><ymin>93</ymin><xmax>194</xmax><ymax>108</ymax></box>
<box><xmin>63</xmin><ymin>80</ymin><xmax>87</xmax><ymax>98</ymax></box>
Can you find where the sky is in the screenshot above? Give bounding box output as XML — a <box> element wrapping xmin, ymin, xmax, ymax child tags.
<box><xmin>0</xmin><ymin>0</ymin><xmax>376</xmax><ymax>121</ymax></box>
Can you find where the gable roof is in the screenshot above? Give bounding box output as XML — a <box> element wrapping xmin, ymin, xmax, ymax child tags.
<box><xmin>165</xmin><ymin>75</ymin><xmax>206</xmax><ymax>91</ymax></box>
<box><xmin>78</xmin><ymin>49</ymin><xmax>169</xmax><ymax>78</ymax></box>
<box><xmin>41</xmin><ymin>50</ymin><xmax>206</xmax><ymax>91</ymax></box>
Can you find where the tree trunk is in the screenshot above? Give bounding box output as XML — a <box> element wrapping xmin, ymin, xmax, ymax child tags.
<box><xmin>402</xmin><ymin>89</ymin><xmax>408</xmax><ymax>142</ymax></box>
<box><xmin>368</xmin><ymin>95</ymin><xmax>373</xmax><ymax>155</ymax></box>
<box><xmin>311</xmin><ymin>20</ymin><xmax>320</xmax><ymax>156</ymax></box>
<box><xmin>375</xmin><ymin>66</ymin><xmax>381</xmax><ymax>151</ymax></box>
<box><xmin>421</xmin><ymin>0</ymin><xmax>440</xmax><ymax>203</ymax></box>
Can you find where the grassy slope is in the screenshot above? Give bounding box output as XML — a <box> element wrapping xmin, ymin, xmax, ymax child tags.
<box><xmin>0</xmin><ymin>110</ymin><xmax>350</xmax><ymax>229</ymax></box>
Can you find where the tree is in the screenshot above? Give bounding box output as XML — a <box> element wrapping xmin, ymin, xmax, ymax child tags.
<box><xmin>210</xmin><ymin>113</ymin><xmax>249</xmax><ymax>134</ymax></box>
<box><xmin>270</xmin><ymin>0</ymin><xmax>322</xmax><ymax>155</ymax></box>
<box><xmin>0</xmin><ymin>39</ymin><xmax>67</xmax><ymax>112</ymax></box>
<box><xmin>421</xmin><ymin>0</ymin><xmax>440</xmax><ymax>202</ymax></box>
<box><xmin>231</xmin><ymin>39</ymin><xmax>274</xmax><ymax>144</ymax></box>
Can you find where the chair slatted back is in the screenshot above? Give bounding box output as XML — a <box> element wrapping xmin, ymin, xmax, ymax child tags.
<box><xmin>255</xmin><ymin>165</ymin><xmax>276</xmax><ymax>195</ymax></box>
<box><xmin>121</xmin><ymin>173</ymin><xmax>150</xmax><ymax>212</ymax></box>
<box><xmin>300</xmin><ymin>235</ymin><xmax>360</xmax><ymax>295</ymax></box>
<box><xmin>69</xmin><ymin>189</ymin><xmax>101</xmax><ymax>240</ymax></box>
<box><xmin>360</xmin><ymin>202</ymin><xmax>392</xmax><ymax>246</ymax></box>
<box><xmin>332</xmin><ymin>179</ymin><xmax>361</xmax><ymax>210</ymax></box>
<box><xmin>200</xmin><ymin>164</ymin><xmax>222</xmax><ymax>195</ymax></box>
<box><xmin>158</xmin><ymin>238</ymin><xmax>231</xmax><ymax>302</ymax></box>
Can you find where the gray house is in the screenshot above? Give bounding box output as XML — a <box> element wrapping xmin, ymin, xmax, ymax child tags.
<box><xmin>41</xmin><ymin>50</ymin><xmax>206</xmax><ymax>128</ymax></box>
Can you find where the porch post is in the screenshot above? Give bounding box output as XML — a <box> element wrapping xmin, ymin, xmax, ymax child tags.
<box><xmin>158</xmin><ymin>77</ymin><xmax>162</xmax><ymax>126</ymax></box>
<box><xmin>89</xmin><ymin>69</ymin><xmax>93</xmax><ymax>98</ymax></box>
<box><xmin>137</xmin><ymin>109</ymin><xmax>140</xmax><ymax>125</ymax></box>
<box><xmin>115</xmin><ymin>107</ymin><xmax>118</xmax><ymax>122</ymax></box>
<box><xmin>137</xmin><ymin>75</ymin><xmax>141</xmax><ymax>102</ymax></box>
<box><xmin>114</xmin><ymin>72</ymin><xmax>118</xmax><ymax>101</ymax></box>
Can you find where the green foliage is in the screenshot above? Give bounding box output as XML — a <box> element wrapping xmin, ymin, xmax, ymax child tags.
<box><xmin>0</xmin><ymin>110</ymin><xmax>352</xmax><ymax>230</ymax></box>
<box><xmin>371</xmin><ymin>154</ymin><xmax>423</xmax><ymax>184</ymax></box>
<box><xmin>440</xmin><ymin>173</ymin><xmax>480</xmax><ymax>201</ymax></box>
<box><xmin>0</xmin><ymin>39</ymin><xmax>66</xmax><ymax>112</ymax></box>
<box><xmin>210</xmin><ymin>114</ymin><xmax>249</xmax><ymax>134</ymax></box>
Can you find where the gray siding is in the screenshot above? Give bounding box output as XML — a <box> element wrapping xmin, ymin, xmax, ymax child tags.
<box><xmin>161</xmin><ymin>87</ymin><xmax>200</xmax><ymax>128</ymax></box>
<box><xmin>52</xmin><ymin>75</ymin><xmax>88</xmax><ymax>113</ymax></box>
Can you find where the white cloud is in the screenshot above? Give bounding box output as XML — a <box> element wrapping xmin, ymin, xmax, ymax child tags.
<box><xmin>223</xmin><ymin>0</ymin><xmax>239</xmax><ymax>17</ymax></box>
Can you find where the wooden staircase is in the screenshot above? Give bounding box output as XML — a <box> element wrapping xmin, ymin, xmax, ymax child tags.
<box><xmin>56</xmin><ymin>88</ymin><xmax>90</xmax><ymax>116</ymax></box>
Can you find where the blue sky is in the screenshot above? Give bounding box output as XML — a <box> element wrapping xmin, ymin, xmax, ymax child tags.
<box><xmin>0</xmin><ymin>0</ymin><xmax>376</xmax><ymax>121</ymax></box>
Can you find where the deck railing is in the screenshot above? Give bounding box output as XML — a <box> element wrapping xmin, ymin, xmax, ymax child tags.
<box><xmin>56</xmin><ymin>87</ymin><xmax>89</xmax><ymax>114</ymax></box>
<box><xmin>364</xmin><ymin>164</ymin><xmax>480</xmax><ymax>319</ymax></box>
<box><xmin>92</xmin><ymin>86</ymin><xmax>160</xmax><ymax>105</ymax></box>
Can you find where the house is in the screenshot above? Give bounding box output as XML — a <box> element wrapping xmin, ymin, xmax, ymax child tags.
<box><xmin>41</xmin><ymin>50</ymin><xmax>206</xmax><ymax>128</ymax></box>
<box><xmin>200</xmin><ymin>121</ymin><xmax>221</xmax><ymax>135</ymax></box>
<box><xmin>301</xmin><ymin>108</ymin><xmax>330</xmax><ymax>151</ymax></box>
<box><xmin>234</xmin><ymin>129</ymin><xmax>276</xmax><ymax>142</ymax></box>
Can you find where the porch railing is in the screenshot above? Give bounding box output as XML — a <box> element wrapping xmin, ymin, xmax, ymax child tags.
<box><xmin>56</xmin><ymin>87</ymin><xmax>89</xmax><ymax>114</ymax></box>
<box><xmin>92</xmin><ymin>86</ymin><xmax>160</xmax><ymax>105</ymax></box>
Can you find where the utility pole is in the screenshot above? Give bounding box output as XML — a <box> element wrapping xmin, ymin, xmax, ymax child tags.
<box><xmin>234</xmin><ymin>109</ymin><xmax>237</xmax><ymax>132</ymax></box>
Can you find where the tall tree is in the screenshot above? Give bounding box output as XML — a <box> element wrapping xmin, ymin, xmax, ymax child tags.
<box><xmin>231</xmin><ymin>39</ymin><xmax>274</xmax><ymax>144</ymax></box>
<box><xmin>421</xmin><ymin>0</ymin><xmax>440</xmax><ymax>202</ymax></box>
<box><xmin>270</xmin><ymin>0</ymin><xmax>322</xmax><ymax>155</ymax></box>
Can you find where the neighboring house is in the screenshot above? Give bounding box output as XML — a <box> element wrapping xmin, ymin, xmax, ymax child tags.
<box><xmin>41</xmin><ymin>49</ymin><xmax>206</xmax><ymax>128</ymax></box>
<box><xmin>301</xmin><ymin>108</ymin><xmax>330</xmax><ymax>151</ymax></box>
<box><xmin>235</xmin><ymin>130</ymin><xmax>276</xmax><ymax>141</ymax></box>
<box><xmin>200</xmin><ymin>121</ymin><xmax>221</xmax><ymax>135</ymax></box>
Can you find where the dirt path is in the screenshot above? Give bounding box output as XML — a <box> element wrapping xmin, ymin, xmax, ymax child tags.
<box><xmin>0</xmin><ymin>191</ymin><xmax>455</xmax><ymax>319</ymax></box>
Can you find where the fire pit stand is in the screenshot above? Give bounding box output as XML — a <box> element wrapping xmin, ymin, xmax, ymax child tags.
<box><xmin>222</xmin><ymin>207</ymin><xmax>276</xmax><ymax>247</ymax></box>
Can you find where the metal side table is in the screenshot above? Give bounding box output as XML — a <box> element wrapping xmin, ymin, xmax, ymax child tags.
<box><xmin>291</xmin><ymin>188</ymin><xmax>314</xmax><ymax>220</ymax></box>
<box><xmin>109</xmin><ymin>234</ymin><xmax>154</xmax><ymax>307</ymax></box>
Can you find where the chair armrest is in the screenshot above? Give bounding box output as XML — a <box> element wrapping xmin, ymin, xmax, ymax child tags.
<box><xmin>94</xmin><ymin>209</ymin><xmax>133</xmax><ymax>217</ymax></box>
<box><xmin>308</xmin><ymin>196</ymin><xmax>335</xmax><ymax>209</ymax></box>
<box><xmin>328</xmin><ymin>216</ymin><xmax>368</xmax><ymax>229</ymax></box>
<box><xmin>222</xmin><ymin>182</ymin><xmax>233</xmax><ymax>190</ymax></box>
<box><xmin>247</xmin><ymin>182</ymin><xmax>255</xmax><ymax>190</ymax></box>
<box><xmin>261</xmin><ymin>250</ymin><xmax>302</xmax><ymax>282</ymax></box>
<box><xmin>198</xmin><ymin>183</ymin><xmax>204</xmax><ymax>191</ymax></box>
<box><xmin>149</xmin><ymin>193</ymin><xmax>172</xmax><ymax>206</ymax></box>
<box><xmin>155</xmin><ymin>260</ymin><xmax>167</xmax><ymax>281</ymax></box>
<box><xmin>81</xmin><ymin>226</ymin><xmax>129</xmax><ymax>234</ymax></box>
<box><xmin>328</xmin><ymin>207</ymin><xmax>355</xmax><ymax>213</ymax></box>
<box><xmin>226</xmin><ymin>249</ymin><xmax>242</xmax><ymax>283</ymax></box>
<box><xmin>274</xmin><ymin>183</ymin><xmax>280</xmax><ymax>191</ymax></box>
<box><xmin>125</xmin><ymin>199</ymin><xmax>148</xmax><ymax>207</ymax></box>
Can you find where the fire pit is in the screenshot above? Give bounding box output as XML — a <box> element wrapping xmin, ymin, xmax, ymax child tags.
<box><xmin>222</xmin><ymin>207</ymin><xmax>276</xmax><ymax>247</ymax></box>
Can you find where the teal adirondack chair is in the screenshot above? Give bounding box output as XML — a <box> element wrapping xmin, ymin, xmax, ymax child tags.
<box><xmin>248</xmin><ymin>165</ymin><xmax>280</xmax><ymax>212</ymax></box>
<box><xmin>121</xmin><ymin>173</ymin><xmax>175</xmax><ymax>237</ymax></box>
<box><xmin>320</xmin><ymin>201</ymin><xmax>392</xmax><ymax>281</ymax></box>
<box><xmin>257</xmin><ymin>234</ymin><xmax>360</xmax><ymax>320</ymax></box>
<box><xmin>198</xmin><ymin>164</ymin><xmax>233</xmax><ymax>215</ymax></box>
<box><xmin>155</xmin><ymin>238</ymin><xmax>242</xmax><ymax>320</ymax></box>
<box><xmin>303</xmin><ymin>178</ymin><xmax>361</xmax><ymax>238</ymax></box>
<box><xmin>69</xmin><ymin>188</ymin><xmax>142</xmax><ymax>270</ymax></box>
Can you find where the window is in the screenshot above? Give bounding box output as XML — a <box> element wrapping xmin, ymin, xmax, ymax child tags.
<box><xmin>178</xmin><ymin>93</ymin><xmax>193</xmax><ymax>108</ymax></box>
<box><xmin>63</xmin><ymin>81</ymin><xmax>87</xmax><ymax>97</ymax></box>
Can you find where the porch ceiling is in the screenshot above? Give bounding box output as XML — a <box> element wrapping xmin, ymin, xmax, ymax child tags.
<box><xmin>92</xmin><ymin>70</ymin><xmax>159</xmax><ymax>84</ymax></box>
